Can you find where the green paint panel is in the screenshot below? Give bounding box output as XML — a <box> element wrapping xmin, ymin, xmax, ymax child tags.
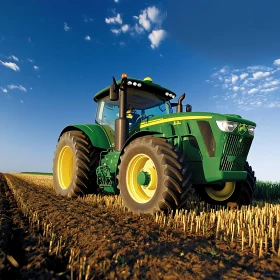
<box><xmin>60</xmin><ymin>124</ymin><xmax>112</xmax><ymax>149</ymax></box>
<box><xmin>137</xmin><ymin>111</ymin><xmax>256</xmax><ymax>183</ymax></box>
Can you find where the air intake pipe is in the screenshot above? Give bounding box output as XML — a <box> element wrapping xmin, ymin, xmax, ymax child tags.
<box><xmin>186</xmin><ymin>104</ymin><xmax>192</xmax><ymax>112</ymax></box>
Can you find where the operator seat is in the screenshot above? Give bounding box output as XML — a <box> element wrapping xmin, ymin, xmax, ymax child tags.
<box><xmin>126</xmin><ymin>109</ymin><xmax>141</xmax><ymax>130</ymax></box>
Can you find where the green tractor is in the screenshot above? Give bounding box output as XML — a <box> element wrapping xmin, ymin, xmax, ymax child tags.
<box><xmin>53</xmin><ymin>73</ymin><xmax>257</xmax><ymax>214</ymax></box>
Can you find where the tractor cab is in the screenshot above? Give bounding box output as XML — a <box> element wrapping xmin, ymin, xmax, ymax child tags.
<box><xmin>94</xmin><ymin>77</ymin><xmax>175</xmax><ymax>132</ymax></box>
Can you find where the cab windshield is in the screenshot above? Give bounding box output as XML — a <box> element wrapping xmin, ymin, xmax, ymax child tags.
<box><xmin>95</xmin><ymin>89</ymin><xmax>172</xmax><ymax>131</ymax></box>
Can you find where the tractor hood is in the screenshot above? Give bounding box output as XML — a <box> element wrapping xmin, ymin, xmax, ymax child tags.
<box><xmin>139</xmin><ymin>111</ymin><xmax>256</xmax><ymax>129</ymax></box>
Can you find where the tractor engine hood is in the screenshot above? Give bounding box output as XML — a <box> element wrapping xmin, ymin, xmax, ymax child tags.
<box><xmin>140</xmin><ymin>112</ymin><xmax>256</xmax><ymax>129</ymax></box>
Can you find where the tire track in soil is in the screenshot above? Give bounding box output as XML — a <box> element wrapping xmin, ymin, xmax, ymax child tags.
<box><xmin>0</xmin><ymin>173</ymin><xmax>69</xmax><ymax>280</ymax></box>
<box><xmin>3</xmin><ymin>173</ymin><xmax>280</xmax><ymax>280</ymax></box>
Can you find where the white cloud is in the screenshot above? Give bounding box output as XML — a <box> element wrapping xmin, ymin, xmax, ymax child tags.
<box><xmin>139</xmin><ymin>10</ymin><xmax>151</xmax><ymax>31</ymax></box>
<box><xmin>208</xmin><ymin>60</ymin><xmax>280</xmax><ymax>110</ymax></box>
<box><xmin>21</xmin><ymin>100</ymin><xmax>23</xmax><ymax>103</ymax></box>
<box><xmin>30</xmin><ymin>87</ymin><xmax>33</xmax><ymax>90</ymax></box>
<box><xmin>267</xmin><ymin>102</ymin><xmax>280</xmax><ymax>108</ymax></box>
<box><xmin>27</xmin><ymin>58</ymin><xmax>33</xmax><ymax>63</ymax></box>
<box><xmin>119</xmin><ymin>41</ymin><xmax>125</xmax><ymax>46</ymax></box>
<box><xmin>134</xmin><ymin>23</ymin><xmax>145</xmax><ymax>34</ymax></box>
<box><xmin>260</xmin><ymin>87</ymin><xmax>279</xmax><ymax>93</ymax></box>
<box><xmin>248</xmin><ymin>88</ymin><xmax>259</xmax><ymax>94</ymax></box>
<box><xmin>240</xmin><ymin>73</ymin><xmax>248</xmax><ymax>80</ymax></box>
<box><xmin>105</xmin><ymin>13</ymin><xmax>122</xmax><ymax>25</ymax></box>
<box><xmin>148</xmin><ymin>29</ymin><xmax>166</xmax><ymax>49</ymax></box>
<box><xmin>64</xmin><ymin>22</ymin><xmax>70</xmax><ymax>31</ymax></box>
<box><xmin>8</xmin><ymin>85</ymin><xmax>27</xmax><ymax>92</ymax></box>
<box><xmin>107</xmin><ymin>6</ymin><xmax>166</xmax><ymax>48</ymax></box>
<box><xmin>136</xmin><ymin>6</ymin><xmax>164</xmax><ymax>32</ymax></box>
<box><xmin>252</xmin><ymin>71</ymin><xmax>270</xmax><ymax>80</ymax></box>
<box><xmin>8</xmin><ymin>55</ymin><xmax>19</xmax><ymax>61</ymax></box>
<box><xmin>262</xmin><ymin>80</ymin><xmax>279</xmax><ymax>88</ymax></box>
<box><xmin>111</xmin><ymin>29</ymin><xmax>121</xmax><ymax>35</ymax></box>
<box><xmin>114</xmin><ymin>0</ymin><xmax>119</xmax><ymax>2</ymax></box>
<box><xmin>28</xmin><ymin>37</ymin><xmax>31</xmax><ymax>42</ymax></box>
<box><xmin>0</xmin><ymin>60</ymin><xmax>20</xmax><ymax>71</ymax></box>
<box><xmin>273</xmin><ymin>59</ymin><xmax>280</xmax><ymax>66</ymax></box>
<box><xmin>34</xmin><ymin>65</ymin><xmax>39</xmax><ymax>70</ymax></box>
<box><xmin>85</xmin><ymin>35</ymin><xmax>91</xmax><ymax>41</ymax></box>
<box><xmin>146</xmin><ymin>6</ymin><xmax>161</xmax><ymax>24</ymax></box>
<box><xmin>247</xmin><ymin>65</ymin><xmax>273</xmax><ymax>72</ymax></box>
<box><xmin>121</xmin><ymin>24</ymin><xmax>129</xmax><ymax>33</ymax></box>
<box><xmin>1</xmin><ymin>87</ymin><xmax>7</xmax><ymax>93</ymax></box>
<box><xmin>232</xmin><ymin>75</ymin><xmax>238</xmax><ymax>84</ymax></box>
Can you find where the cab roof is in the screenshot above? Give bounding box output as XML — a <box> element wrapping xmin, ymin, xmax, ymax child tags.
<box><xmin>93</xmin><ymin>77</ymin><xmax>177</xmax><ymax>102</ymax></box>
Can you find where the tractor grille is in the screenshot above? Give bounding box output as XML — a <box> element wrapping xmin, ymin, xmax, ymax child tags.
<box><xmin>220</xmin><ymin>135</ymin><xmax>253</xmax><ymax>171</ymax></box>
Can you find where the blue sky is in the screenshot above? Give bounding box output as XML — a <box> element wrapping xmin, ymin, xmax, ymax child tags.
<box><xmin>0</xmin><ymin>0</ymin><xmax>280</xmax><ymax>182</ymax></box>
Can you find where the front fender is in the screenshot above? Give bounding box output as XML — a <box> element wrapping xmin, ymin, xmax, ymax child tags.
<box><xmin>122</xmin><ymin>130</ymin><xmax>162</xmax><ymax>152</ymax></box>
<box><xmin>59</xmin><ymin>124</ymin><xmax>112</xmax><ymax>150</ymax></box>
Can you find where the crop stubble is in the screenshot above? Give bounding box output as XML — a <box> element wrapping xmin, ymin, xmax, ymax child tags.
<box><xmin>0</xmin><ymin>173</ymin><xmax>280</xmax><ymax>280</ymax></box>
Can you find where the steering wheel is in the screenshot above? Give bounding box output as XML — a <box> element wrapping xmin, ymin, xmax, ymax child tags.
<box><xmin>141</xmin><ymin>115</ymin><xmax>155</xmax><ymax>121</ymax></box>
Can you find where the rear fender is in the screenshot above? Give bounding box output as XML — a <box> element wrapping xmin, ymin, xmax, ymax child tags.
<box><xmin>59</xmin><ymin>124</ymin><xmax>112</xmax><ymax>150</ymax></box>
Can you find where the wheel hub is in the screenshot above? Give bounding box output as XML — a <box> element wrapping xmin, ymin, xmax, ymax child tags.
<box><xmin>137</xmin><ymin>171</ymin><xmax>151</xmax><ymax>186</ymax></box>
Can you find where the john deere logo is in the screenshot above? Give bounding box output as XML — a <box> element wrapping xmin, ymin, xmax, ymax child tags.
<box><xmin>238</xmin><ymin>123</ymin><xmax>248</xmax><ymax>135</ymax></box>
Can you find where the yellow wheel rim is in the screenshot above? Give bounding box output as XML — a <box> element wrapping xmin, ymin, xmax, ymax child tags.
<box><xmin>57</xmin><ymin>145</ymin><xmax>74</xmax><ymax>189</ymax></box>
<box><xmin>205</xmin><ymin>182</ymin><xmax>236</xmax><ymax>201</ymax></box>
<box><xmin>126</xmin><ymin>154</ymin><xmax>157</xmax><ymax>203</ymax></box>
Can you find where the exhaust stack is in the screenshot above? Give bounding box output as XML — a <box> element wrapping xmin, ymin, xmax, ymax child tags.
<box><xmin>110</xmin><ymin>74</ymin><xmax>129</xmax><ymax>152</ymax></box>
<box><xmin>176</xmin><ymin>93</ymin><xmax>185</xmax><ymax>113</ymax></box>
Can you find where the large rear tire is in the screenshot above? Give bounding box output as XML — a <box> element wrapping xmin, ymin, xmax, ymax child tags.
<box><xmin>53</xmin><ymin>130</ymin><xmax>101</xmax><ymax>197</ymax></box>
<box><xmin>116</xmin><ymin>136</ymin><xmax>192</xmax><ymax>214</ymax></box>
<box><xmin>194</xmin><ymin>162</ymin><xmax>256</xmax><ymax>207</ymax></box>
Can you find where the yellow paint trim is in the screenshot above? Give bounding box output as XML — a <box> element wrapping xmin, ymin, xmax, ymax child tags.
<box><xmin>140</xmin><ymin>116</ymin><xmax>212</xmax><ymax>128</ymax></box>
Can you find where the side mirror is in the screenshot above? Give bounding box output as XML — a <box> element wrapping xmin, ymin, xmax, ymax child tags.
<box><xmin>110</xmin><ymin>85</ymin><xmax>119</xmax><ymax>101</ymax></box>
<box><xmin>186</xmin><ymin>104</ymin><xmax>192</xmax><ymax>112</ymax></box>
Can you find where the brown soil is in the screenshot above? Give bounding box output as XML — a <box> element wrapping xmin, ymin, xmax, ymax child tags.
<box><xmin>1</xmin><ymin>173</ymin><xmax>280</xmax><ymax>280</ymax></box>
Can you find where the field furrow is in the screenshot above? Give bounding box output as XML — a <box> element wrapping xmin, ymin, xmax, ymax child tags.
<box><xmin>0</xmin><ymin>173</ymin><xmax>69</xmax><ymax>280</ymax></box>
<box><xmin>1</xmin><ymin>173</ymin><xmax>280</xmax><ymax>280</ymax></box>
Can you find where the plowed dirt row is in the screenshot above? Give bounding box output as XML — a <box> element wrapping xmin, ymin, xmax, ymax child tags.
<box><xmin>1</xmin><ymin>173</ymin><xmax>280</xmax><ymax>280</ymax></box>
<box><xmin>0</xmin><ymin>173</ymin><xmax>67</xmax><ymax>280</ymax></box>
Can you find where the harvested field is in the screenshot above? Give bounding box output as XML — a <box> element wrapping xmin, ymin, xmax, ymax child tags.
<box><xmin>1</xmin><ymin>173</ymin><xmax>280</xmax><ymax>279</ymax></box>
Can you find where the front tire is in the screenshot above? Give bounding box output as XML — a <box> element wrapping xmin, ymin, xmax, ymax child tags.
<box><xmin>117</xmin><ymin>136</ymin><xmax>187</xmax><ymax>214</ymax></box>
<box><xmin>194</xmin><ymin>162</ymin><xmax>256</xmax><ymax>207</ymax></box>
<box><xmin>53</xmin><ymin>130</ymin><xmax>101</xmax><ymax>197</ymax></box>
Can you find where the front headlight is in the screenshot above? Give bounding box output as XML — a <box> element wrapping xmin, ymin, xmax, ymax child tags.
<box><xmin>248</xmin><ymin>125</ymin><xmax>255</xmax><ymax>135</ymax></box>
<box><xmin>216</xmin><ymin>120</ymin><xmax>238</xmax><ymax>132</ymax></box>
